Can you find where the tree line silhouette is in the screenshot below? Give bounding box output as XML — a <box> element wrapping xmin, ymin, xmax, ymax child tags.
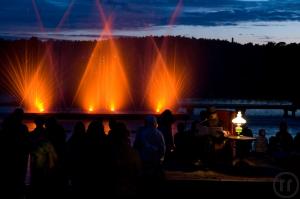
<box><xmin>0</xmin><ymin>36</ymin><xmax>299</xmax><ymax>106</ymax></box>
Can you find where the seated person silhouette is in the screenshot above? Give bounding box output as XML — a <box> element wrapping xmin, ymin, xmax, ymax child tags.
<box><xmin>201</xmin><ymin>106</ymin><xmax>224</xmax><ymax>137</ymax></box>
<box><xmin>199</xmin><ymin>107</ymin><xmax>230</xmax><ymax>167</ymax></box>
<box><xmin>202</xmin><ymin>106</ymin><xmax>223</xmax><ymax>128</ymax></box>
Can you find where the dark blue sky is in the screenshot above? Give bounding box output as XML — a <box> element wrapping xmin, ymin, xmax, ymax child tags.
<box><xmin>1</xmin><ymin>0</ymin><xmax>300</xmax><ymax>43</ymax></box>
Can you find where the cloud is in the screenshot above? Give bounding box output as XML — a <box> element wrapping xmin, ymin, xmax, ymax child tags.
<box><xmin>45</xmin><ymin>0</ymin><xmax>70</xmax><ymax>7</ymax></box>
<box><xmin>1</xmin><ymin>0</ymin><xmax>300</xmax><ymax>43</ymax></box>
<box><xmin>237</xmin><ymin>0</ymin><xmax>269</xmax><ymax>2</ymax></box>
<box><xmin>1</xmin><ymin>0</ymin><xmax>300</xmax><ymax>29</ymax></box>
<box><xmin>3</xmin><ymin>20</ymin><xmax>300</xmax><ymax>44</ymax></box>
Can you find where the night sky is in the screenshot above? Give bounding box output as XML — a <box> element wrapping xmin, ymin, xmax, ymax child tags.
<box><xmin>1</xmin><ymin>0</ymin><xmax>300</xmax><ymax>43</ymax></box>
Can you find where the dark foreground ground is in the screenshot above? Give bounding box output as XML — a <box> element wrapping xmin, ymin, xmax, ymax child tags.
<box><xmin>161</xmin><ymin>154</ymin><xmax>300</xmax><ymax>198</ymax></box>
<box><xmin>3</xmin><ymin>154</ymin><xmax>299</xmax><ymax>199</ymax></box>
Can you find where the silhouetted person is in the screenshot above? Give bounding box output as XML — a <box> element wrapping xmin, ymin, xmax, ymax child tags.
<box><xmin>275</xmin><ymin>120</ymin><xmax>293</xmax><ymax>153</ymax></box>
<box><xmin>268</xmin><ymin>121</ymin><xmax>293</xmax><ymax>161</ymax></box>
<box><xmin>29</xmin><ymin>117</ymin><xmax>46</xmax><ymax>150</ymax></box>
<box><xmin>254</xmin><ymin>129</ymin><xmax>268</xmax><ymax>156</ymax></box>
<box><xmin>157</xmin><ymin>109</ymin><xmax>175</xmax><ymax>159</ymax></box>
<box><xmin>202</xmin><ymin>106</ymin><xmax>223</xmax><ymax>128</ymax></box>
<box><xmin>66</xmin><ymin>121</ymin><xmax>86</xmax><ymax>197</ymax></box>
<box><xmin>108</xmin><ymin>118</ymin><xmax>117</xmax><ymax>133</ymax></box>
<box><xmin>239</xmin><ymin>125</ymin><xmax>254</xmax><ymax>156</ymax></box>
<box><xmin>0</xmin><ymin>108</ymin><xmax>29</xmax><ymax>199</ymax></box>
<box><xmin>174</xmin><ymin>122</ymin><xmax>189</xmax><ymax>163</ymax></box>
<box><xmin>45</xmin><ymin>117</ymin><xmax>66</xmax><ymax>159</ymax></box>
<box><xmin>109</xmin><ymin>122</ymin><xmax>141</xmax><ymax>197</ymax></box>
<box><xmin>202</xmin><ymin>107</ymin><xmax>225</xmax><ymax>167</ymax></box>
<box><xmin>44</xmin><ymin>117</ymin><xmax>66</xmax><ymax>198</ymax></box>
<box><xmin>107</xmin><ymin>118</ymin><xmax>118</xmax><ymax>143</ymax></box>
<box><xmin>29</xmin><ymin>117</ymin><xmax>58</xmax><ymax>199</ymax></box>
<box><xmin>268</xmin><ymin>136</ymin><xmax>278</xmax><ymax>156</ymax></box>
<box><xmin>82</xmin><ymin>120</ymin><xmax>110</xmax><ymax>198</ymax></box>
<box><xmin>134</xmin><ymin>115</ymin><xmax>166</xmax><ymax>195</ymax></box>
<box><xmin>294</xmin><ymin>132</ymin><xmax>300</xmax><ymax>152</ymax></box>
<box><xmin>186</xmin><ymin>120</ymin><xmax>203</xmax><ymax>163</ymax></box>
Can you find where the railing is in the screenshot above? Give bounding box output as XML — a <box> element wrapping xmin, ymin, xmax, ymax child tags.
<box><xmin>0</xmin><ymin>98</ymin><xmax>298</xmax><ymax>118</ymax></box>
<box><xmin>178</xmin><ymin>99</ymin><xmax>297</xmax><ymax>117</ymax></box>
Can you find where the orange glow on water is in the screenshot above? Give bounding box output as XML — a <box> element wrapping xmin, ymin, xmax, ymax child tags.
<box><xmin>74</xmin><ymin>5</ymin><xmax>131</xmax><ymax>113</ymax></box>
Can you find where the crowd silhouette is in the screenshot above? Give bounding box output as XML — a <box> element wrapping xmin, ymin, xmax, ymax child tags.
<box><xmin>1</xmin><ymin>108</ymin><xmax>300</xmax><ymax>198</ymax></box>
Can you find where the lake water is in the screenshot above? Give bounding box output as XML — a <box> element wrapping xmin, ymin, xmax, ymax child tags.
<box><xmin>1</xmin><ymin>101</ymin><xmax>300</xmax><ymax>142</ymax></box>
<box><xmin>18</xmin><ymin>111</ymin><xmax>300</xmax><ymax>145</ymax></box>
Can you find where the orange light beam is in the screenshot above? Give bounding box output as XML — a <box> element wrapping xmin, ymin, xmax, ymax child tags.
<box><xmin>32</xmin><ymin>0</ymin><xmax>76</xmax><ymax>33</ymax></box>
<box><xmin>145</xmin><ymin>39</ymin><xmax>181</xmax><ymax>111</ymax></box>
<box><xmin>72</xmin><ymin>19</ymin><xmax>113</xmax><ymax>105</ymax></box>
<box><xmin>31</xmin><ymin>0</ymin><xmax>76</xmax><ymax>109</ymax></box>
<box><xmin>143</xmin><ymin>0</ymin><xmax>184</xmax><ymax>112</ymax></box>
<box><xmin>169</xmin><ymin>0</ymin><xmax>183</xmax><ymax>26</ymax></box>
<box><xmin>55</xmin><ymin>0</ymin><xmax>76</xmax><ymax>31</ymax></box>
<box><xmin>95</xmin><ymin>0</ymin><xmax>109</xmax><ymax>26</ymax></box>
<box><xmin>31</xmin><ymin>0</ymin><xmax>45</xmax><ymax>32</ymax></box>
<box><xmin>1</xmin><ymin>48</ymin><xmax>54</xmax><ymax>112</ymax></box>
<box><xmin>73</xmin><ymin>0</ymin><xmax>114</xmax><ymax>104</ymax></box>
<box><xmin>73</xmin><ymin>0</ymin><xmax>132</xmax><ymax>112</ymax></box>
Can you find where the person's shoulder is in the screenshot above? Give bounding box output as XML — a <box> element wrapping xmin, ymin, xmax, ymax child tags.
<box><xmin>218</xmin><ymin>119</ymin><xmax>224</xmax><ymax>126</ymax></box>
<box><xmin>174</xmin><ymin>131</ymin><xmax>183</xmax><ymax>139</ymax></box>
<box><xmin>155</xmin><ymin>128</ymin><xmax>165</xmax><ymax>137</ymax></box>
<box><xmin>21</xmin><ymin>123</ymin><xmax>29</xmax><ymax>132</ymax></box>
<box><xmin>156</xmin><ymin>128</ymin><xmax>163</xmax><ymax>134</ymax></box>
<box><xmin>136</xmin><ymin>126</ymin><xmax>146</xmax><ymax>134</ymax></box>
<box><xmin>287</xmin><ymin>132</ymin><xmax>293</xmax><ymax>138</ymax></box>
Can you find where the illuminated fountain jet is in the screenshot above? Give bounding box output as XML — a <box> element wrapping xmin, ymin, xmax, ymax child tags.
<box><xmin>30</xmin><ymin>0</ymin><xmax>76</xmax><ymax>110</ymax></box>
<box><xmin>145</xmin><ymin>0</ymin><xmax>186</xmax><ymax>113</ymax></box>
<box><xmin>1</xmin><ymin>49</ymin><xmax>54</xmax><ymax>113</ymax></box>
<box><xmin>74</xmin><ymin>1</ymin><xmax>131</xmax><ymax>113</ymax></box>
<box><xmin>145</xmin><ymin>40</ymin><xmax>186</xmax><ymax>113</ymax></box>
<box><xmin>0</xmin><ymin>1</ymin><xmax>76</xmax><ymax>113</ymax></box>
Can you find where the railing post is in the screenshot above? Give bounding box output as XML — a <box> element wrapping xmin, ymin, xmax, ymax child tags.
<box><xmin>186</xmin><ymin>106</ymin><xmax>194</xmax><ymax>115</ymax></box>
<box><xmin>284</xmin><ymin>108</ymin><xmax>288</xmax><ymax>117</ymax></box>
<box><xmin>292</xmin><ymin>107</ymin><xmax>296</xmax><ymax>118</ymax></box>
